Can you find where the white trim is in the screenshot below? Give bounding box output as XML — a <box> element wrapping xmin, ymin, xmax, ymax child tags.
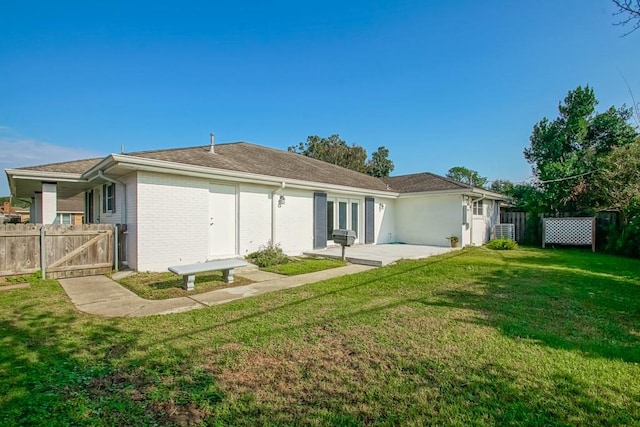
<box><xmin>85</xmin><ymin>154</ymin><xmax>399</xmax><ymax>198</ymax></box>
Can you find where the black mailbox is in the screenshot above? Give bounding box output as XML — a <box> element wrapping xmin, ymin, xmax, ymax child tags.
<box><xmin>332</xmin><ymin>229</ymin><xmax>356</xmax><ymax>247</ymax></box>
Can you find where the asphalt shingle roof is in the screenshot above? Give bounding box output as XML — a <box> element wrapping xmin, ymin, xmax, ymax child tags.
<box><xmin>382</xmin><ymin>172</ymin><xmax>473</xmax><ymax>193</ymax></box>
<box><xmin>11</xmin><ymin>143</ymin><xmax>486</xmax><ymax>195</ymax></box>
<box><xmin>124</xmin><ymin>142</ymin><xmax>392</xmax><ymax>192</ymax></box>
<box><xmin>16</xmin><ymin>158</ymin><xmax>103</xmax><ymax>174</ymax></box>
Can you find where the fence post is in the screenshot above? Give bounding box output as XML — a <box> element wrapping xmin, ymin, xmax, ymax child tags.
<box><xmin>113</xmin><ymin>224</ymin><xmax>119</xmax><ymax>273</ymax></box>
<box><xmin>40</xmin><ymin>225</ymin><xmax>46</xmax><ymax>279</ymax></box>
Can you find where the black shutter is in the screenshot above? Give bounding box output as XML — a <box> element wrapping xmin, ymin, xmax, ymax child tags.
<box><xmin>365</xmin><ymin>197</ymin><xmax>374</xmax><ymax>244</ymax></box>
<box><xmin>111</xmin><ymin>184</ymin><xmax>116</xmax><ymax>213</ymax></box>
<box><xmin>313</xmin><ymin>192</ymin><xmax>327</xmax><ymax>249</ymax></box>
<box><xmin>102</xmin><ymin>184</ymin><xmax>106</xmax><ymax>213</ymax></box>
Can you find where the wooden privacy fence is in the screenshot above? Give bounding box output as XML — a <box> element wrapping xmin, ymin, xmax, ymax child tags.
<box><xmin>500</xmin><ymin>211</ymin><xmax>527</xmax><ymax>242</ymax></box>
<box><xmin>0</xmin><ymin>224</ymin><xmax>119</xmax><ymax>279</ymax></box>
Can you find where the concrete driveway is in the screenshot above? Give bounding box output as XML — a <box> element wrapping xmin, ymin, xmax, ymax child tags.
<box><xmin>304</xmin><ymin>243</ymin><xmax>457</xmax><ymax>266</ymax></box>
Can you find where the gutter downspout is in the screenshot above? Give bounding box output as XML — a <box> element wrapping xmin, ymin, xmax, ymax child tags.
<box><xmin>271</xmin><ymin>182</ymin><xmax>286</xmax><ymax>243</ymax></box>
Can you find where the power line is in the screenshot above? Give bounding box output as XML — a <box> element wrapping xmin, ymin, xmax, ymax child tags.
<box><xmin>537</xmin><ymin>170</ymin><xmax>597</xmax><ymax>184</ymax></box>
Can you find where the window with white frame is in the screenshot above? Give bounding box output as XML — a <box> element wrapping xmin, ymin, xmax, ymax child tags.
<box><xmin>473</xmin><ymin>199</ymin><xmax>484</xmax><ymax>216</ymax></box>
<box><xmin>102</xmin><ymin>183</ymin><xmax>116</xmax><ymax>213</ymax></box>
<box><xmin>54</xmin><ymin>213</ymin><xmax>72</xmax><ymax>224</ymax></box>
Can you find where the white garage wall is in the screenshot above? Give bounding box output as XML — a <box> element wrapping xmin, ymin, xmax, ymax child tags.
<box><xmin>395</xmin><ymin>195</ymin><xmax>463</xmax><ymax>246</ymax></box>
<box><xmin>275</xmin><ymin>189</ymin><xmax>314</xmax><ymax>254</ymax></box>
<box><xmin>136</xmin><ymin>171</ymin><xmax>211</xmax><ymax>271</ymax></box>
<box><xmin>238</xmin><ymin>183</ymin><xmax>272</xmax><ymax>256</ymax></box>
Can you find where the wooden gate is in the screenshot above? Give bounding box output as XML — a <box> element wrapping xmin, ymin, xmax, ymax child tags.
<box><xmin>44</xmin><ymin>225</ymin><xmax>113</xmax><ymax>279</ymax></box>
<box><xmin>0</xmin><ymin>224</ymin><xmax>115</xmax><ymax>279</ymax></box>
<box><xmin>0</xmin><ymin>224</ymin><xmax>41</xmax><ymax>276</ymax></box>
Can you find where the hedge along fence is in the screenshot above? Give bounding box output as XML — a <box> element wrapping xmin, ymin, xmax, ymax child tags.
<box><xmin>542</xmin><ymin>217</ymin><xmax>596</xmax><ymax>252</ymax></box>
<box><xmin>0</xmin><ymin>223</ymin><xmax>120</xmax><ymax>279</ymax></box>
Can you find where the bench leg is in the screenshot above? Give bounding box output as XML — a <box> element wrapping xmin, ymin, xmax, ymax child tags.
<box><xmin>222</xmin><ymin>268</ymin><xmax>235</xmax><ymax>284</ymax></box>
<box><xmin>183</xmin><ymin>274</ymin><xmax>195</xmax><ymax>291</ymax></box>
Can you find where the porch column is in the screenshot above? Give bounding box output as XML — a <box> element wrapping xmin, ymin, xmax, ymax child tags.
<box><xmin>41</xmin><ymin>182</ymin><xmax>58</xmax><ymax>224</ymax></box>
<box><xmin>33</xmin><ymin>192</ymin><xmax>42</xmax><ymax>223</ymax></box>
<box><xmin>30</xmin><ymin>196</ymin><xmax>36</xmax><ymax>223</ymax></box>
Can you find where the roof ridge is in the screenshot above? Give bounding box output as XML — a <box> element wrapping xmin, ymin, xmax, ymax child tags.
<box><xmin>123</xmin><ymin>141</ymin><xmax>247</xmax><ymax>157</ymax></box>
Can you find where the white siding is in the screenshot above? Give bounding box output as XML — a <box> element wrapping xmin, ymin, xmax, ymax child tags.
<box><xmin>471</xmin><ymin>199</ymin><xmax>500</xmax><ymax>245</ymax></box>
<box><xmin>395</xmin><ymin>195</ymin><xmax>463</xmax><ymax>246</ymax></box>
<box><xmin>275</xmin><ymin>189</ymin><xmax>313</xmax><ymax>254</ymax></box>
<box><xmin>374</xmin><ymin>197</ymin><xmax>396</xmax><ymax>244</ymax></box>
<box><xmin>96</xmin><ymin>182</ymin><xmax>127</xmax><ymax>225</ymax></box>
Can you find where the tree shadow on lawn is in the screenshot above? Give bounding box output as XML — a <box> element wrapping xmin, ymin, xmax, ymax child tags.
<box><xmin>0</xmin><ymin>296</ymin><xmax>223</xmax><ymax>425</ymax></box>
<box><xmin>430</xmin><ymin>251</ymin><xmax>640</xmax><ymax>363</ymax></box>
<box><xmin>398</xmin><ymin>358</ymin><xmax>638</xmax><ymax>426</ymax></box>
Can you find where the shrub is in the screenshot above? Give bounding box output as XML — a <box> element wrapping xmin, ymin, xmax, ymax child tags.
<box><xmin>486</xmin><ymin>238</ymin><xmax>519</xmax><ymax>250</ymax></box>
<box><xmin>606</xmin><ymin>197</ymin><xmax>640</xmax><ymax>258</ymax></box>
<box><xmin>246</xmin><ymin>240</ymin><xmax>290</xmax><ymax>267</ymax></box>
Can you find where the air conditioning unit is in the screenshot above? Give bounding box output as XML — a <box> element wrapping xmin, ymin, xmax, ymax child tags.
<box><xmin>493</xmin><ymin>224</ymin><xmax>515</xmax><ymax>240</ymax></box>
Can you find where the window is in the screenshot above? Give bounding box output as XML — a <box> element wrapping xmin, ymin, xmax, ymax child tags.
<box><xmin>351</xmin><ymin>202</ymin><xmax>359</xmax><ymax>237</ymax></box>
<box><xmin>326</xmin><ymin>201</ymin><xmax>334</xmax><ymax>238</ymax></box>
<box><xmin>327</xmin><ymin>198</ymin><xmax>360</xmax><ymax>242</ymax></box>
<box><xmin>338</xmin><ymin>201</ymin><xmax>347</xmax><ymax>229</ymax></box>
<box><xmin>102</xmin><ymin>183</ymin><xmax>116</xmax><ymax>213</ymax></box>
<box><xmin>85</xmin><ymin>190</ymin><xmax>94</xmax><ymax>223</ymax></box>
<box><xmin>54</xmin><ymin>213</ymin><xmax>71</xmax><ymax>224</ymax></box>
<box><xmin>473</xmin><ymin>200</ymin><xmax>484</xmax><ymax>216</ymax></box>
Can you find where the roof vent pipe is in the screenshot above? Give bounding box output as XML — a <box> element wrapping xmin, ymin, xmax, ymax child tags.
<box><xmin>209</xmin><ymin>133</ymin><xmax>215</xmax><ymax>154</ymax></box>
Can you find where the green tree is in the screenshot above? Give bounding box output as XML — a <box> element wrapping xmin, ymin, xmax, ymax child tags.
<box><xmin>446</xmin><ymin>166</ymin><xmax>487</xmax><ymax>188</ymax></box>
<box><xmin>523</xmin><ymin>85</ymin><xmax>637</xmax><ymax>214</ymax></box>
<box><xmin>289</xmin><ymin>135</ymin><xmax>395</xmax><ymax>177</ymax></box>
<box><xmin>288</xmin><ymin>134</ymin><xmax>367</xmax><ymax>173</ymax></box>
<box><xmin>489</xmin><ymin>179</ymin><xmax>515</xmax><ymax>195</ymax></box>
<box><xmin>366</xmin><ymin>146</ymin><xmax>394</xmax><ymax>177</ymax></box>
<box><xmin>597</xmin><ymin>138</ymin><xmax>640</xmax><ymax>256</ymax></box>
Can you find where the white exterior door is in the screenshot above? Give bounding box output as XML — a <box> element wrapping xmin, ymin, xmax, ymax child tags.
<box><xmin>471</xmin><ymin>200</ymin><xmax>489</xmax><ymax>245</ymax></box>
<box><xmin>327</xmin><ymin>197</ymin><xmax>361</xmax><ymax>244</ymax></box>
<box><xmin>209</xmin><ymin>183</ymin><xmax>237</xmax><ymax>258</ymax></box>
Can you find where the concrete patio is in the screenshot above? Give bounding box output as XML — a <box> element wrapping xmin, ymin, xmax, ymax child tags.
<box><xmin>304</xmin><ymin>243</ymin><xmax>458</xmax><ymax>266</ymax></box>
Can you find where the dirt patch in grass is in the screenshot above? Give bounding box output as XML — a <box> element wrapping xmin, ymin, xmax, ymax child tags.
<box><xmin>214</xmin><ymin>325</ymin><xmax>414</xmax><ymax>422</ymax></box>
<box><xmin>116</xmin><ymin>271</ymin><xmax>254</xmax><ymax>300</ymax></box>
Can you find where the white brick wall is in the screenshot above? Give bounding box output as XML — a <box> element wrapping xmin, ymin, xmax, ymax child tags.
<box><xmin>135</xmin><ymin>171</ymin><xmax>210</xmax><ymax>271</ymax></box>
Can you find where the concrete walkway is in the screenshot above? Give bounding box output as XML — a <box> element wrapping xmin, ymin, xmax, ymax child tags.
<box><xmin>305</xmin><ymin>243</ymin><xmax>457</xmax><ymax>266</ymax></box>
<box><xmin>58</xmin><ymin>264</ymin><xmax>374</xmax><ymax>317</ymax></box>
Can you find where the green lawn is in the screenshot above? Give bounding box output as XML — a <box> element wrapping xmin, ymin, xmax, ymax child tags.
<box><xmin>1</xmin><ymin>247</ymin><xmax>639</xmax><ymax>426</ymax></box>
<box><xmin>262</xmin><ymin>256</ymin><xmax>346</xmax><ymax>276</ymax></box>
<box><xmin>116</xmin><ymin>271</ymin><xmax>254</xmax><ymax>300</ymax></box>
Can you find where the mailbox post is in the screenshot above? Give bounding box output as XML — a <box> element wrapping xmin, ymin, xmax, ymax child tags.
<box><xmin>332</xmin><ymin>229</ymin><xmax>356</xmax><ymax>261</ymax></box>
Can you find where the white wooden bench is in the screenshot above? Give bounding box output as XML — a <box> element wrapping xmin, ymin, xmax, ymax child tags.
<box><xmin>168</xmin><ymin>259</ymin><xmax>248</xmax><ymax>291</ymax></box>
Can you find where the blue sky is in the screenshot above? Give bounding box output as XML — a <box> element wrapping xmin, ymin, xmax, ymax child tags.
<box><xmin>1</xmin><ymin>0</ymin><xmax>638</xmax><ymax>196</ymax></box>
